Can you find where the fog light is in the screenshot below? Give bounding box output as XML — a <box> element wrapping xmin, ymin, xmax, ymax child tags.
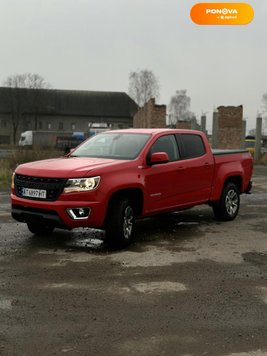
<box><xmin>66</xmin><ymin>207</ymin><xmax>90</xmax><ymax>220</ymax></box>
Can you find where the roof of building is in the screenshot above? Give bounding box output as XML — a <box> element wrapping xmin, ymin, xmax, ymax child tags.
<box><xmin>0</xmin><ymin>87</ymin><xmax>138</xmax><ymax>118</ymax></box>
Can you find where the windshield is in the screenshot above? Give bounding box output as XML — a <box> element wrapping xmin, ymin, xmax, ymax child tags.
<box><xmin>70</xmin><ymin>132</ymin><xmax>151</xmax><ymax>160</ymax></box>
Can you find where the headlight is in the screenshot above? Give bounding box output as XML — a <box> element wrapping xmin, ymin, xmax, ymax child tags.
<box><xmin>64</xmin><ymin>176</ymin><xmax>100</xmax><ymax>193</ymax></box>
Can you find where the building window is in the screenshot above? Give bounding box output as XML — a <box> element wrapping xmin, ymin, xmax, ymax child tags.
<box><xmin>71</xmin><ymin>123</ymin><xmax>76</xmax><ymax>130</ymax></box>
<box><xmin>25</xmin><ymin>121</ymin><xmax>31</xmax><ymax>130</ymax></box>
<box><xmin>59</xmin><ymin>122</ymin><xmax>64</xmax><ymax>130</ymax></box>
<box><xmin>1</xmin><ymin>120</ymin><xmax>7</xmax><ymax>128</ymax></box>
<box><xmin>47</xmin><ymin>122</ymin><xmax>52</xmax><ymax>130</ymax></box>
<box><xmin>0</xmin><ymin>135</ymin><xmax>10</xmax><ymax>144</ymax></box>
<box><xmin>38</xmin><ymin>121</ymin><xmax>43</xmax><ymax>130</ymax></box>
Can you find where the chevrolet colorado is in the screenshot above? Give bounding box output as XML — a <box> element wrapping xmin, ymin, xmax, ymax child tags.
<box><xmin>11</xmin><ymin>129</ymin><xmax>253</xmax><ymax>247</ymax></box>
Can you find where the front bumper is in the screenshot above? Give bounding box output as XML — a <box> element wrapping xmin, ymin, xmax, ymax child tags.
<box><xmin>11</xmin><ymin>193</ymin><xmax>106</xmax><ymax>230</ymax></box>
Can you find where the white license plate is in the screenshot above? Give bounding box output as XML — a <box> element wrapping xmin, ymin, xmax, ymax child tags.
<box><xmin>21</xmin><ymin>188</ymin><xmax>47</xmax><ymax>199</ymax></box>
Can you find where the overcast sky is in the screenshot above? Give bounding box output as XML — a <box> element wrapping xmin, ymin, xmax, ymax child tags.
<box><xmin>1</xmin><ymin>0</ymin><xmax>266</xmax><ymax>132</ymax></box>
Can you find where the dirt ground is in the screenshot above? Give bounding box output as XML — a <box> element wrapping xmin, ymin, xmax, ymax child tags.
<box><xmin>0</xmin><ymin>166</ymin><xmax>266</xmax><ymax>356</ymax></box>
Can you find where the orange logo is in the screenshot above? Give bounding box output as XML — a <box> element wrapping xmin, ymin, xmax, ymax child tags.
<box><xmin>190</xmin><ymin>3</ymin><xmax>254</xmax><ymax>25</ymax></box>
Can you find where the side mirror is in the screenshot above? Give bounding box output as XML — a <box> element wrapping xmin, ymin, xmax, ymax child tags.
<box><xmin>150</xmin><ymin>152</ymin><xmax>169</xmax><ymax>165</ymax></box>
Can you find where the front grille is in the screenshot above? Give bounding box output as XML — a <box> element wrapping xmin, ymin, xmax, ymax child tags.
<box><xmin>14</xmin><ymin>174</ymin><xmax>66</xmax><ymax>201</ymax></box>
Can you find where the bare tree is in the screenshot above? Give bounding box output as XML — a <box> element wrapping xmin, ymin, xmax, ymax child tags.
<box><xmin>168</xmin><ymin>90</ymin><xmax>194</xmax><ymax>127</ymax></box>
<box><xmin>128</xmin><ymin>69</ymin><xmax>160</xmax><ymax>107</ymax></box>
<box><xmin>3</xmin><ymin>73</ymin><xmax>51</xmax><ymax>143</ymax></box>
<box><xmin>248</xmin><ymin>128</ymin><xmax>256</xmax><ymax>137</ymax></box>
<box><xmin>4</xmin><ymin>73</ymin><xmax>51</xmax><ymax>90</ymax></box>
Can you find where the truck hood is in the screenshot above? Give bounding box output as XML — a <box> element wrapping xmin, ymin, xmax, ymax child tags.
<box><xmin>15</xmin><ymin>157</ymin><xmax>124</xmax><ymax>178</ymax></box>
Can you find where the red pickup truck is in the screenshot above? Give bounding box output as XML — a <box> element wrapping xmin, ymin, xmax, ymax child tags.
<box><xmin>11</xmin><ymin>129</ymin><xmax>253</xmax><ymax>247</ymax></box>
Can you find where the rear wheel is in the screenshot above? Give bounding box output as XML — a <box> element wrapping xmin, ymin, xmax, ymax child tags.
<box><xmin>105</xmin><ymin>197</ymin><xmax>135</xmax><ymax>248</ymax></box>
<box><xmin>27</xmin><ymin>222</ymin><xmax>54</xmax><ymax>236</ymax></box>
<box><xmin>213</xmin><ymin>183</ymin><xmax>240</xmax><ymax>221</ymax></box>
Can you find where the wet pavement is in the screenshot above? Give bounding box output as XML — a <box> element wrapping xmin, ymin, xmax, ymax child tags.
<box><xmin>0</xmin><ymin>166</ymin><xmax>266</xmax><ymax>355</ymax></box>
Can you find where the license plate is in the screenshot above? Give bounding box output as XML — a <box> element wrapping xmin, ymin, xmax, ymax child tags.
<box><xmin>21</xmin><ymin>188</ymin><xmax>47</xmax><ymax>199</ymax></box>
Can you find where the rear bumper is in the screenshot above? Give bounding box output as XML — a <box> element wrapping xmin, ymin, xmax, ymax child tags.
<box><xmin>11</xmin><ymin>193</ymin><xmax>106</xmax><ymax>229</ymax></box>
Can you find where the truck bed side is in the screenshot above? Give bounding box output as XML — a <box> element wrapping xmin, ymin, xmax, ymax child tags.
<box><xmin>210</xmin><ymin>150</ymin><xmax>253</xmax><ymax>201</ymax></box>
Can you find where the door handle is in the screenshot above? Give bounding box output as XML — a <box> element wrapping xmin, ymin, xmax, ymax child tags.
<box><xmin>177</xmin><ymin>166</ymin><xmax>186</xmax><ymax>171</ymax></box>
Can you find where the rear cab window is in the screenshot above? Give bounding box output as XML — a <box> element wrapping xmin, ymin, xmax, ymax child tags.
<box><xmin>177</xmin><ymin>134</ymin><xmax>206</xmax><ymax>159</ymax></box>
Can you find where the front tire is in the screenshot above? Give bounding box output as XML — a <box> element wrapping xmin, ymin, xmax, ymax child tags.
<box><xmin>27</xmin><ymin>222</ymin><xmax>54</xmax><ymax>236</ymax></box>
<box><xmin>105</xmin><ymin>197</ymin><xmax>135</xmax><ymax>248</ymax></box>
<box><xmin>213</xmin><ymin>183</ymin><xmax>240</xmax><ymax>221</ymax></box>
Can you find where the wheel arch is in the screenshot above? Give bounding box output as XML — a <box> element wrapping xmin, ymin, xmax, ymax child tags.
<box><xmin>106</xmin><ymin>188</ymin><xmax>144</xmax><ymax>218</ymax></box>
<box><xmin>223</xmin><ymin>175</ymin><xmax>242</xmax><ymax>193</ymax></box>
<box><xmin>211</xmin><ymin>174</ymin><xmax>243</xmax><ymax>202</ymax></box>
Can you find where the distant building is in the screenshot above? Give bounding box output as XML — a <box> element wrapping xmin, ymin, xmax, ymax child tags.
<box><xmin>133</xmin><ymin>98</ymin><xmax>166</xmax><ymax>128</ymax></box>
<box><xmin>0</xmin><ymin>87</ymin><xmax>138</xmax><ymax>144</ymax></box>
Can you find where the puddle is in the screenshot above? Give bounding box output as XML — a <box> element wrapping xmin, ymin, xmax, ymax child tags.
<box><xmin>176</xmin><ymin>222</ymin><xmax>199</xmax><ymax>226</ymax></box>
<box><xmin>125</xmin><ymin>281</ymin><xmax>187</xmax><ymax>294</ymax></box>
<box><xmin>243</xmin><ymin>252</ymin><xmax>267</xmax><ymax>266</ymax></box>
<box><xmin>45</xmin><ymin>283</ymin><xmax>77</xmax><ymax>289</ymax></box>
<box><xmin>227</xmin><ymin>351</ymin><xmax>265</xmax><ymax>356</ymax></box>
<box><xmin>256</xmin><ymin>287</ymin><xmax>267</xmax><ymax>305</ymax></box>
<box><xmin>0</xmin><ymin>298</ymin><xmax>12</xmax><ymax>310</ymax></box>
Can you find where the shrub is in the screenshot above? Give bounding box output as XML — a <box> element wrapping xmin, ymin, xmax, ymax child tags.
<box><xmin>0</xmin><ymin>149</ymin><xmax>63</xmax><ymax>189</ymax></box>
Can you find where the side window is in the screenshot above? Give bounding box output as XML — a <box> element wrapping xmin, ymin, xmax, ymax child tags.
<box><xmin>179</xmin><ymin>134</ymin><xmax>206</xmax><ymax>159</ymax></box>
<box><xmin>149</xmin><ymin>135</ymin><xmax>180</xmax><ymax>162</ymax></box>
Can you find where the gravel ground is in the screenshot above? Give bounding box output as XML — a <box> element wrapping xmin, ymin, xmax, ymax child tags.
<box><xmin>0</xmin><ymin>166</ymin><xmax>266</xmax><ymax>356</ymax></box>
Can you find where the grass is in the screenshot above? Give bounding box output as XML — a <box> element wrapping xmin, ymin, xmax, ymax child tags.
<box><xmin>0</xmin><ymin>159</ymin><xmax>12</xmax><ymax>189</ymax></box>
<box><xmin>0</xmin><ymin>149</ymin><xmax>63</xmax><ymax>189</ymax></box>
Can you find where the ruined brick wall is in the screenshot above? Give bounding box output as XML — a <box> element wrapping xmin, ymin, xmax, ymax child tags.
<box><xmin>133</xmin><ymin>98</ymin><xmax>166</xmax><ymax>128</ymax></box>
<box><xmin>176</xmin><ymin>121</ymin><xmax>194</xmax><ymax>129</ymax></box>
<box><xmin>216</xmin><ymin>105</ymin><xmax>243</xmax><ymax>149</ymax></box>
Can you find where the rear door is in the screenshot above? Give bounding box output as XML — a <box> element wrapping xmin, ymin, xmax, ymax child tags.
<box><xmin>176</xmin><ymin>133</ymin><xmax>214</xmax><ymax>204</ymax></box>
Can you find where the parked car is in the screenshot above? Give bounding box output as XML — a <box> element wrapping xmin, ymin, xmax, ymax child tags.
<box><xmin>245</xmin><ymin>137</ymin><xmax>267</xmax><ymax>156</ymax></box>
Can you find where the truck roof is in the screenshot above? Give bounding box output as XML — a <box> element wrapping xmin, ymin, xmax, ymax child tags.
<box><xmin>105</xmin><ymin>128</ymin><xmax>203</xmax><ymax>135</ymax></box>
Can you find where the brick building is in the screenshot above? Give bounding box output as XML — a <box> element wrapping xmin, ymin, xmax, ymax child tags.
<box><xmin>0</xmin><ymin>87</ymin><xmax>138</xmax><ymax>144</ymax></box>
<box><xmin>175</xmin><ymin>119</ymin><xmax>199</xmax><ymax>130</ymax></box>
<box><xmin>212</xmin><ymin>105</ymin><xmax>243</xmax><ymax>149</ymax></box>
<box><xmin>133</xmin><ymin>98</ymin><xmax>166</xmax><ymax>128</ymax></box>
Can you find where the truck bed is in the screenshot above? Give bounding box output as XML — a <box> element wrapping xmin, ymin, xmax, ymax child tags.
<box><xmin>212</xmin><ymin>149</ymin><xmax>247</xmax><ymax>156</ymax></box>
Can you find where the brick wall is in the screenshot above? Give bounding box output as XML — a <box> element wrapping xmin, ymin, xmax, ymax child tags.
<box><xmin>176</xmin><ymin>121</ymin><xmax>191</xmax><ymax>129</ymax></box>
<box><xmin>175</xmin><ymin>120</ymin><xmax>200</xmax><ymax>130</ymax></box>
<box><xmin>133</xmin><ymin>98</ymin><xmax>166</xmax><ymax>128</ymax></box>
<box><xmin>215</xmin><ymin>105</ymin><xmax>243</xmax><ymax>149</ymax></box>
